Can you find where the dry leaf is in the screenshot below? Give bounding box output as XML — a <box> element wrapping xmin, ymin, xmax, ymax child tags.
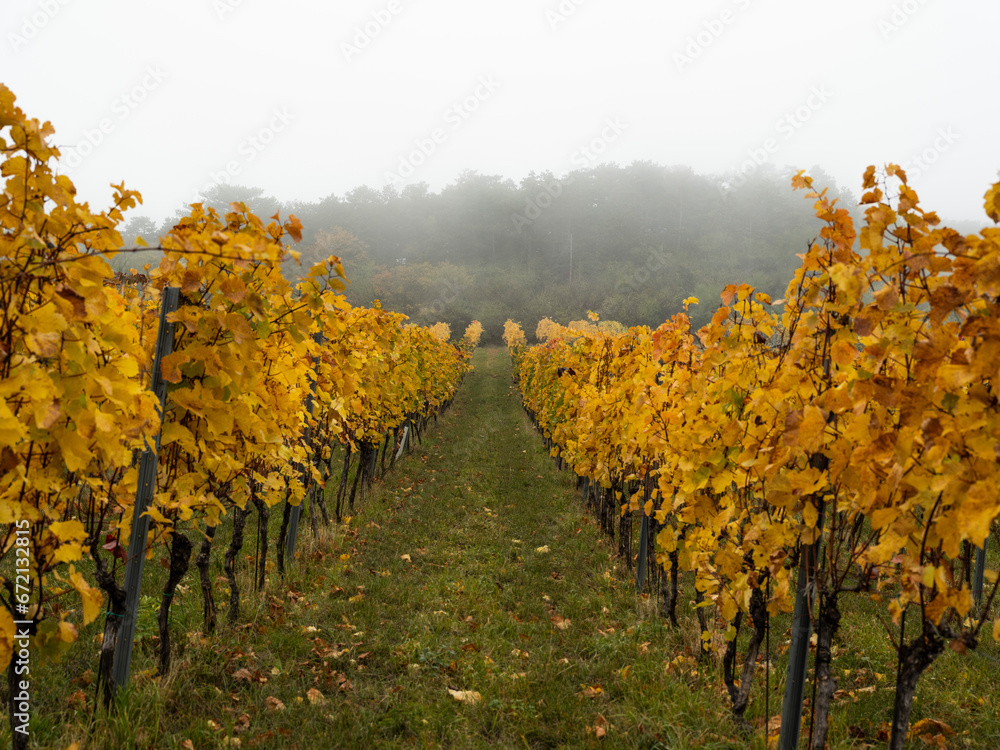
<box><xmin>306</xmin><ymin>688</ymin><xmax>326</xmax><ymax>705</ymax></box>
<box><xmin>266</xmin><ymin>696</ymin><xmax>285</xmax><ymax>712</ymax></box>
<box><xmin>400</xmin><ymin>554</ymin><xmax>412</xmax><ymax>562</ymax></box>
<box><xmin>587</xmin><ymin>713</ymin><xmax>610</xmax><ymax>739</ymax></box>
<box><xmin>535</xmin><ymin>545</ymin><xmax>551</xmax><ymax>553</ymax></box>
<box><xmin>911</xmin><ymin>719</ymin><xmax>955</xmax><ymax>738</ymax></box>
<box><xmin>579</xmin><ymin>684</ymin><xmax>604</xmax><ymax>699</ymax></box>
<box><xmin>551</xmin><ymin>615</ymin><xmax>571</xmax><ymax>630</ymax></box>
<box><xmin>448</xmin><ymin>688</ymin><xmax>482</xmax><ymax>704</ymax></box>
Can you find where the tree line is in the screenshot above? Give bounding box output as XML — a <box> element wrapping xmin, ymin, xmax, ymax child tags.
<box><xmin>119</xmin><ymin>161</ymin><xmax>870</xmax><ymax>342</ymax></box>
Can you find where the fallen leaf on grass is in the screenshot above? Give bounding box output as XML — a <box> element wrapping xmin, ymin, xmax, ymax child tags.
<box><xmin>448</xmin><ymin>689</ymin><xmax>481</xmax><ymax>704</ymax></box>
<box><xmin>911</xmin><ymin>719</ymin><xmax>955</xmax><ymax>738</ymax></box>
<box><xmin>266</xmin><ymin>696</ymin><xmax>286</xmax><ymax>712</ymax></box>
<box><xmin>535</xmin><ymin>545</ymin><xmax>551</xmax><ymax>554</ymax></box>
<box><xmin>578</xmin><ymin>684</ymin><xmax>604</xmax><ymax>699</ymax></box>
<box><xmin>586</xmin><ymin>714</ymin><xmax>610</xmax><ymax>739</ymax></box>
<box><xmin>915</xmin><ymin>731</ymin><xmax>950</xmax><ymax>748</ymax></box>
<box><xmin>307</xmin><ymin>688</ymin><xmax>326</xmax><ymax>705</ymax></box>
<box><xmin>400</xmin><ymin>554</ymin><xmax>412</xmax><ymax>562</ymax></box>
<box><xmin>234</xmin><ymin>714</ymin><xmax>251</xmax><ymax>734</ymax></box>
<box><xmin>551</xmin><ymin>615</ymin><xmax>571</xmax><ymax>630</ymax></box>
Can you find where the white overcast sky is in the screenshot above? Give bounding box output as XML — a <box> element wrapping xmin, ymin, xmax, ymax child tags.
<box><xmin>3</xmin><ymin>0</ymin><xmax>998</xmax><ymax>223</ymax></box>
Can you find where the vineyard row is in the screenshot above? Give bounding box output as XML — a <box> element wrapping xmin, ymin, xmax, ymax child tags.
<box><xmin>504</xmin><ymin>167</ymin><xmax>1000</xmax><ymax>750</ymax></box>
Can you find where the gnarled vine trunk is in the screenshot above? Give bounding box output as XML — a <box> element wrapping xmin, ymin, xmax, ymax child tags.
<box><xmin>157</xmin><ymin>531</ymin><xmax>193</xmax><ymax>675</ymax></box>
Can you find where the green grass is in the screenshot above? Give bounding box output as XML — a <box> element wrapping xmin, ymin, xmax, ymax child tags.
<box><xmin>3</xmin><ymin>346</ymin><xmax>999</xmax><ymax>748</ymax></box>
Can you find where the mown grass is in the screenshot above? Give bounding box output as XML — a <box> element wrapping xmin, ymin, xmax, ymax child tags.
<box><xmin>3</xmin><ymin>346</ymin><xmax>999</xmax><ymax>748</ymax></box>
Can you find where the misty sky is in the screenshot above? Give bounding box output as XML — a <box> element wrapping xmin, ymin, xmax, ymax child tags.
<box><xmin>4</xmin><ymin>0</ymin><xmax>998</xmax><ymax>223</ymax></box>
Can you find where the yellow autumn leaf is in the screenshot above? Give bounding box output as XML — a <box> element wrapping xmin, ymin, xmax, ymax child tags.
<box><xmin>802</xmin><ymin>501</ymin><xmax>819</xmax><ymax>529</ymax></box>
<box><xmin>69</xmin><ymin>566</ymin><xmax>103</xmax><ymax>625</ymax></box>
<box><xmin>0</xmin><ymin>607</ymin><xmax>13</xmax><ymax>672</ymax></box>
<box><xmin>984</xmin><ymin>180</ymin><xmax>1000</xmax><ymax>223</ymax></box>
<box><xmin>49</xmin><ymin>520</ymin><xmax>87</xmax><ymax>542</ymax></box>
<box><xmin>956</xmin><ymin>480</ymin><xmax>999</xmax><ymax>547</ymax></box>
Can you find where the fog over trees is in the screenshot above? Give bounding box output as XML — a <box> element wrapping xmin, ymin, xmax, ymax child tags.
<box><xmin>118</xmin><ymin>161</ymin><xmax>867</xmax><ymax>342</ymax></box>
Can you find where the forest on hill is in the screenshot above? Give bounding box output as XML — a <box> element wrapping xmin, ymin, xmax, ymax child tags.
<box><xmin>119</xmin><ymin>161</ymin><xmax>877</xmax><ymax>342</ymax></box>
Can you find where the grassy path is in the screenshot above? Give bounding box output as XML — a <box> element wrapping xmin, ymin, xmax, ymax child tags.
<box><xmin>309</xmin><ymin>346</ymin><xmax>731</xmax><ymax>749</ymax></box>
